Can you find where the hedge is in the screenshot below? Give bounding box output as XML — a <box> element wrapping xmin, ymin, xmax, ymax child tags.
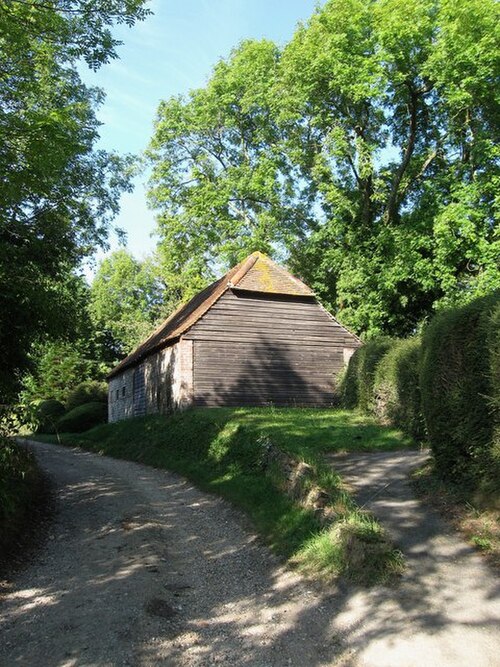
<box><xmin>340</xmin><ymin>338</ymin><xmax>392</xmax><ymax>413</ymax></box>
<box><xmin>373</xmin><ymin>338</ymin><xmax>424</xmax><ymax>442</ymax></box>
<box><xmin>66</xmin><ymin>381</ymin><xmax>107</xmax><ymax>412</ymax></box>
<box><xmin>420</xmin><ymin>292</ymin><xmax>500</xmax><ymax>492</ymax></box>
<box><xmin>35</xmin><ymin>399</ymin><xmax>66</xmax><ymax>434</ymax></box>
<box><xmin>57</xmin><ymin>401</ymin><xmax>107</xmax><ymax>433</ymax></box>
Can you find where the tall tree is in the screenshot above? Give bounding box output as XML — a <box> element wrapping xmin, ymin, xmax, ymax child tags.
<box><xmin>89</xmin><ymin>249</ymin><xmax>167</xmax><ymax>356</ymax></box>
<box><xmin>0</xmin><ymin>0</ymin><xmax>149</xmax><ymax>400</ymax></box>
<box><xmin>148</xmin><ymin>0</ymin><xmax>499</xmax><ymax>337</ymax></box>
<box><xmin>281</xmin><ymin>0</ymin><xmax>499</xmax><ymax>336</ymax></box>
<box><xmin>147</xmin><ymin>39</ymin><xmax>315</xmax><ymax>301</ymax></box>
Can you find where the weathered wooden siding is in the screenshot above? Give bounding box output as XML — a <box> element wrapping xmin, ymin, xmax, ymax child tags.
<box><xmin>184</xmin><ymin>290</ymin><xmax>360</xmax><ymax>407</ymax></box>
<box><xmin>108</xmin><ymin>340</ymin><xmax>194</xmax><ymax>422</ymax></box>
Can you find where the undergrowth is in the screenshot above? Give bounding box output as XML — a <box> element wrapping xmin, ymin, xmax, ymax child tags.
<box><xmin>33</xmin><ymin>407</ymin><xmax>410</xmax><ymax>585</ymax></box>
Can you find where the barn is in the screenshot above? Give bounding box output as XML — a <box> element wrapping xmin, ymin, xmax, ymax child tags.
<box><xmin>107</xmin><ymin>252</ymin><xmax>361</xmax><ymax>422</ymax></box>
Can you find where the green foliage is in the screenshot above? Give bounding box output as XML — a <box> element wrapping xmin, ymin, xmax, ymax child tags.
<box><xmin>373</xmin><ymin>338</ymin><xmax>425</xmax><ymax>441</ymax></box>
<box><xmin>21</xmin><ymin>341</ymin><xmax>94</xmax><ymax>406</ymax></box>
<box><xmin>57</xmin><ymin>401</ymin><xmax>108</xmax><ymax>433</ymax></box>
<box><xmin>0</xmin><ymin>1</ymin><xmax>149</xmax><ymax>398</ymax></box>
<box><xmin>147</xmin><ymin>0</ymin><xmax>499</xmax><ymax>336</ymax></box>
<box><xmin>487</xmin><ymin>303</ymin><xmax>500</xmax><ymax>461</ymax></box>
<box><xmin>284</xmin><ymin>0</ymin><xmax>500</xmax><ymax>336</ymax></box>
<box><xmin>420</xmin><ymin>293</ymin><xmax>500</xmax><ymax>490</ymax></box>
<box><xmin>147</xmin><ymin>39</ymin><xmax>315</xmax><ymax>301</ymax></box>
<box><xmin>340</xmin><ymin>339</ymin><xmax>393</xmax><ymax>413</ymax></box>
<box><xmin>0</xmin><ymin>407</ymin><xmax>43</xmax><ymax>570</ymax></box>
<box><xmin>89</xmin><ymin>249</ymin><xmax>167</xmax><ymax>355</ymax></box>
<box><xmin>37</xmin><ymin>407</ymin><xmax>407</xmax><ymax>583</ymax></box>
<box><xmin>66</xmin><ymin>381</ymin><xmax>107</xmax><ymax>412</ymax></box>
<box><xmin>35</xmin><ymin>399</ymin><xmax>66</xmax><ymax>434</ymax></box>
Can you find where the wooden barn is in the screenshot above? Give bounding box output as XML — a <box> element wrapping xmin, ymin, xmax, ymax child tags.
<box><xmin>107</xmin><ymin>252</ymin><xmax>361</xmax><ymax>422</ymax></box>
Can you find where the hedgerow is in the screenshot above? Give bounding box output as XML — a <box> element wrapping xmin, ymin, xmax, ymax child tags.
<box><xmin>340</xmin><ymin>338</ymin><xmax>392</xmax><ymax>413</ymax></box>
<box><xmin>420</xmin><ymin>292</ymin><xmax>500</xmax><ymax>493</ymax></box>
<box><xmin>57</xmin><ymin>401</ymin><xmax>107</xmax><ymax>433</ymax></box>
<box><xmin>373</xmin><ymin>338</ymin><xmax>424</xmax><ymax>442</ymax></box>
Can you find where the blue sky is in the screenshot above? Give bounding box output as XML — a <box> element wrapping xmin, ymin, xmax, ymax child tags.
<box><xmin>82</xmin><ymin>0</ymin><xmax>320</xmax><ymax>271</ymax></box>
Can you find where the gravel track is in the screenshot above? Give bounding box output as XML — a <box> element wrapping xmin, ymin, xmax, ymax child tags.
<box><xmin>324</xmin><ymin>449</ymin><xmax>500</xmax><ymax>667</ymax></box>
<box><xmin>1</xmin><ymin>442</ymin><xmax>499</xmax><ymax>667</ymax></box>
<box><xmin>0</xmin><ymin>441</ymin><xmax>353</xmax><ymax>667</ymax></box>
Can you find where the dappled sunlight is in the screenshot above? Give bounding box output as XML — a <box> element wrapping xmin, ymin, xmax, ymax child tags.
<box><xmin>3</xmin><ymin>439</ymin><xmax>498</xmax><ymax>666</ymax></box>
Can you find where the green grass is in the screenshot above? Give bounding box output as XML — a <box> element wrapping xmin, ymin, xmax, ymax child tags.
<box><xmin>34</xmin><ymin>407</ymin><xmax>411</xmax><ymax>584</ymax></box>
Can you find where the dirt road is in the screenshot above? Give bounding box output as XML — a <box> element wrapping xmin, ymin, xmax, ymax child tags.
<box><xmin>0</xmin><ymin>441</ymin><xmax>352</xmax><ymax>666</ymax></box>
<box><xmin>325</xmin><ymin>450</ymin><xmax>500</xmax><ymax>667</ymax></box>
<box><xmin>1</xmin><ymin>442</ymin><xmax>499</xmax><ymax>666</ymax></box>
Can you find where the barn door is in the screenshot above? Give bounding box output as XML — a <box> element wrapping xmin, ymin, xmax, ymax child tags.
<box><xmin>133</xmin><ymin>365</ymin><xmax>146</xmax><ymax>417</ymax></box>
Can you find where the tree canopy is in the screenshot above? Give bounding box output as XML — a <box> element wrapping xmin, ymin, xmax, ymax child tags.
<box><xmin>89</xmin><ymin>249</ymin><xmax>167</xmax><ymax>356</ymax></box>
<box><xmin>148</xmin><ymin>0</ymin><xmax>499</xmax><ymax>336</ymax></box>
<box><xmin>0</xmin><ymin>0</ymin><xmax>149</xmax><ymax>399</ymax></box>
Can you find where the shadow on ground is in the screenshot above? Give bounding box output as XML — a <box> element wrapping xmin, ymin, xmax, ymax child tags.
<box><xmin>0</xmin><ymin>443</ymin><xmax>499</xmax><ymax>667</ymax></box>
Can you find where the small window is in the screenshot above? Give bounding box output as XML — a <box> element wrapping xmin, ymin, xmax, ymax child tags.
<box><xmin>116</xmin><ymin>389</ymin><xmax>119</xmax><ymax>400</ymax></box>
<box><xmin>122</xmin><ymin>386</ymin><xmax>126</xmax><ymax>397</ymax></box>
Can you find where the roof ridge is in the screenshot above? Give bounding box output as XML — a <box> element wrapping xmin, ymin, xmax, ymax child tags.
<box><xmin>107</xmin><ymin>251</ymin><xmax>315</xmax><ymax>379</ymax></box>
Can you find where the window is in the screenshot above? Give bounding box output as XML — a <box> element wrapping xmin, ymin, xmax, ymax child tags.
<box><xmin>122</xmin><ymin>386</ymin><xmax>126</xmax><ymax>397</ymax></box>
<box><xmin>115</xmin><ymin>389</ymin><xmax>119</xmax><ymax>400</ymax></box>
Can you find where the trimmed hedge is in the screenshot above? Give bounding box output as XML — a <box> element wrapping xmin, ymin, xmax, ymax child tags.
<box><xmin>420</xmin><ymin>292</ymin><xmax>500</xmax><ymax>491</ymax></box>
<box><xmin>66</xmin><ymin>381</ymin><xmax>107</xmax><ymax>412</ymax></box>
<box><xmin>57</xmin><ymin>401</ymin><xmax>107</xmax><ymax>433</ymax></box>
<box><xmin>340</xmin><ymin>338</ymin><xmax>392</xmax><ymax>413</ymax></box>
<box><xmin>373</xmin><ymin>338</ymin><xmax>424</xmax><ymax>442</ymax></box>
<box><xmin>488</xmin><ymin>303</ymin><xmax>500</xmax><ymax>461</ymax></box>
<box><xmin>36</xmin><ymin>399</ymin><xmax>66</xmax><ymax>434</ymax></box>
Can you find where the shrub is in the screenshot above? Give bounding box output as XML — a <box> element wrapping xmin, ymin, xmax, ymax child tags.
<box><xmin>35</xmin><ymin>399</ymin><xmax>66</xmax><ymax>434</ymax></box>
<box><xmin>485</xmin><ymin>301</ymin><xmax>500</xmax><ymax>495</ymax></box>
<box><xmin>373</xmin><ymin>338</ymin><xmax>425</xmax><ymax>442</ymax></box>
<box><xmin>66</xmin><ymin>381</ymin><xmax>107</xmax><ymax>412</ymax></box>
<box><xmin>340</xmin><ymin>338</ymin><xmax>392</xmax><ymax>413</ymax></box>
<box><xmin>420</xmin><ymin>292</ymin><xmax>500</xmax><ymax>491</ymax></box>
<box><xmin>57</xmin><ymin>401</ymin><xmax>107</xmax><ymax>433</ymax></box>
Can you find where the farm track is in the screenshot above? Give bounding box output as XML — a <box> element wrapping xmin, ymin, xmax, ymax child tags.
<box><xmin>0</xmin><ymin>441</ymin><xmax>499</xmax><ymax>666</ymax></box>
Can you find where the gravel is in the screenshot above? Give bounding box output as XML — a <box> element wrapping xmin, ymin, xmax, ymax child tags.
<box><xmin>1</xmin><ymin>441</ymin><xmax>499</xmax><ymax>667</ymax></box>
<box><xmin>0</xmin><ymin>441</ymin><xmax>354</xmax><ymax>666</ymax></box>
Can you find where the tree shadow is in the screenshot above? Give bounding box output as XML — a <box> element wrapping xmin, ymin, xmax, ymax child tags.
<box><xmin>1</xmin><ymin>443</ymin><xmax>499</xmax><ymax>666</ymax></box>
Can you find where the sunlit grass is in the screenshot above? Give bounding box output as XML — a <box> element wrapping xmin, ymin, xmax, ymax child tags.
<box><xmin>34</xmin><ymin>406</ymin><xmax>411</xmax><ymax>583</ymax></box>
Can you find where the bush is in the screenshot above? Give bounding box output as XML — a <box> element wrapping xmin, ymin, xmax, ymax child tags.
<box><xmin>0</xmin><ymin>438</ymin><xmax>43</xmax><ymax>570</ymax></box>
<box><xmin>420</xmin><ymin>292</ymin><xmax>500</xmax><ymax>491</ymax></box>
<box><xmin>486</xmin><ymin>301</ymin><xmax>500</xmax><ymax>493</ymax></box>
<box><xmin>35</xmin><ymin>399</ymin><xmax>66</xmax><ymax>434</ymax></box>
<box><xmin>57</xmin><ymin>401</ymin><xmax>107</xmax><ymax>433</ymax></box>
<box><xmin>340</xmin><ymin>338</ymin><xmax>392</xmax><ymax>413</ymax></box>
<box><xmin>66</xmin><ymin>381</ymin><xmax>107</xmax><ymax>412</ymax></box>
<box><xmin>373</xmin><ymin>338</ymin><xmax>425</xmax><ymax>442</ymax></box>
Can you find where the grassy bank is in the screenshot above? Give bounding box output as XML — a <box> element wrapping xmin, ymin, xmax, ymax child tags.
<box><xmin>36</xmin><ymin>407</ymin><xmax>411</xmax><ymax>584</ymax></box>
<box><xmin>0</xmin><ymin>439</ymin><xmax>46</xmax><ymax>573</ymax></box>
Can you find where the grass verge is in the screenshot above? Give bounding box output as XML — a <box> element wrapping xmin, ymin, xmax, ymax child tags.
<box><xmin>412</xmin><ymin>461</ymin><xmax>500</xmax><ymax>570</ymax></box>
<box><xmin>0</xmin><ymin>438</ymin><xmax>48</xmax><ymax>575</ymax></box>
<box><xmin>34</xmin><ymin>407</ymin><xmax>410</xmax><ymax>585</ymax></box>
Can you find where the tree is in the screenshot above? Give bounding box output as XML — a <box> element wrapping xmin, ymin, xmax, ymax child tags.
<box><xmin>148</xmin><ymin>0</ymin><xmax>499</xmax><ymax>337</ymax></box>
<box><xmin>280</xmin><ymin>0</ymin><xmax>499</xmax><ymax>336</ymax></box>
<box><xmin>21</xmin><ymin>341</ymin><xmax>94</xmax><ymax>405</ymax></box>
<box><xmin>0</xmin><ymin>0</ymin><xmax>149</xmax><ymax>400</ymax></box>
<box><xmin>89</xmin><ymin>249</ymin><xmax>167</xmax><ymax>356</ymax></box>
<box><xmin>147</xmin><ymin>40</ymin><xmax>315</xmax><ymax>302</ymax></box>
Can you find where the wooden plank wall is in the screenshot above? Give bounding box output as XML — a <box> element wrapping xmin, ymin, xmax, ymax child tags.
<box><xmin>184</xmin><ymin>289</ymin><xmax>360</xmax><ymax>407</ymax></box>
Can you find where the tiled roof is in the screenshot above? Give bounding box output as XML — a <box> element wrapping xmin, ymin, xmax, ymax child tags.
<box><xmin>107</xmin><ymin>252</ymin><xmax>315</xmax><ymax>378</ymax></box>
